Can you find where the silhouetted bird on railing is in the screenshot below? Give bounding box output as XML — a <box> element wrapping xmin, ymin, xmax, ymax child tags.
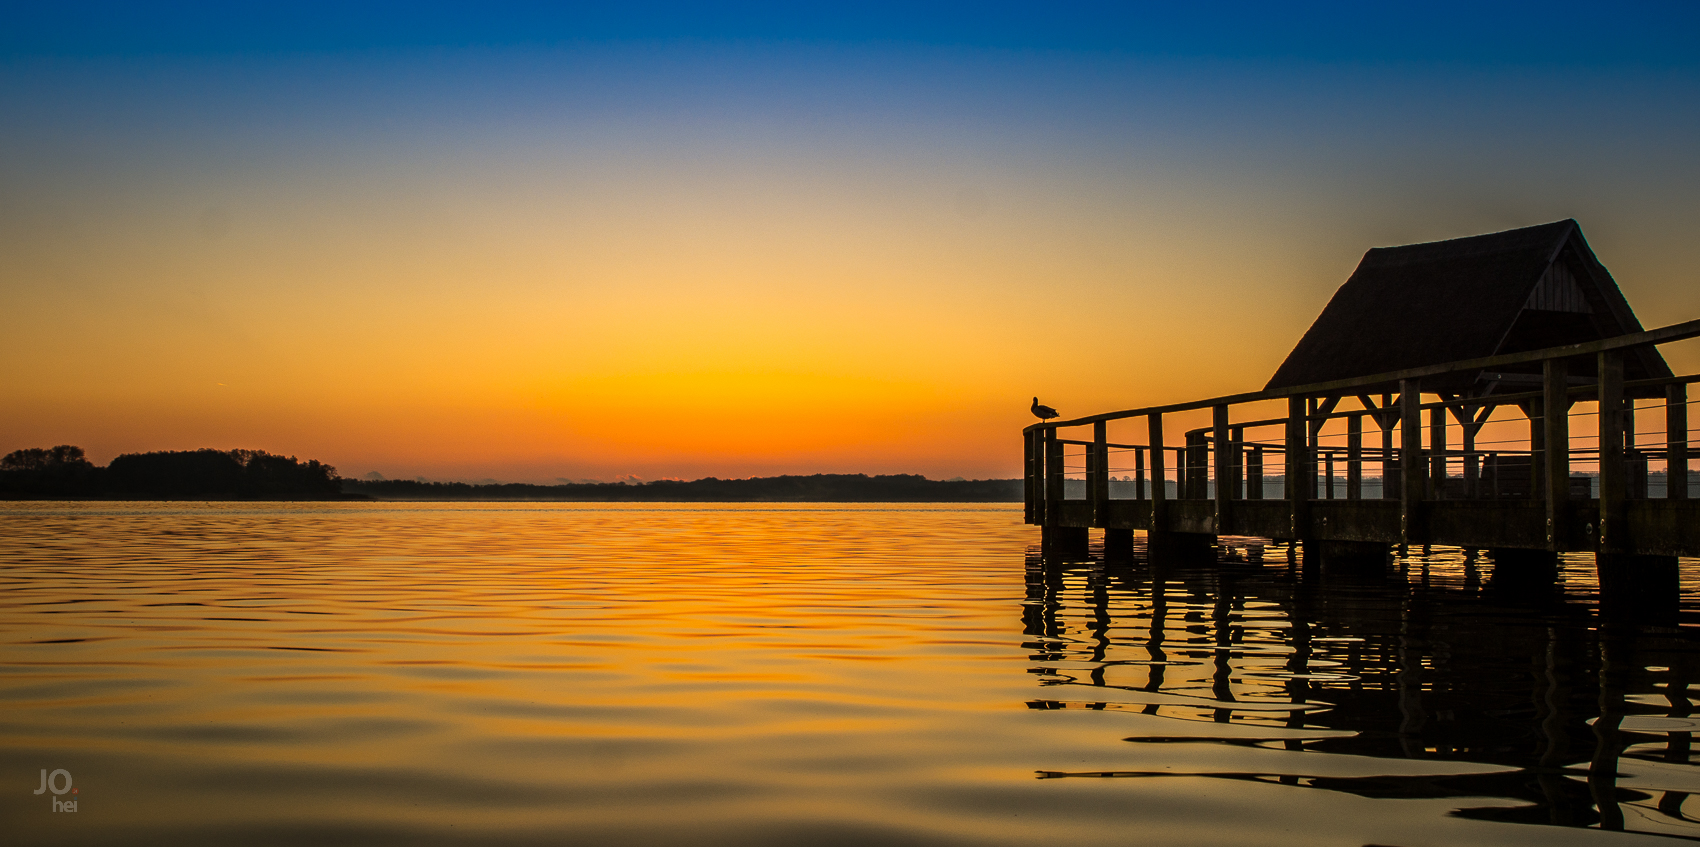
<box><xmin>1031</xmin><ymin>397</ymin><xmax>1059</xmax><ymax>422</ymax></box>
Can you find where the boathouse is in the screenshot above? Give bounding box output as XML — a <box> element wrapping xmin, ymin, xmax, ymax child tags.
<box><xmin>1266</xmin><ymin>219</ymin><xmax>1673</xmax><ymax>398</ymax></box>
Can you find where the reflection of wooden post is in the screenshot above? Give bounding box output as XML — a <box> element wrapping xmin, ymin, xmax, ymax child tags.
<box><xmin>1347</xmin><ymin>413</ymin><xmax>1363</xmax><ymax>500</ymax></box>
<box><xmin>1213</xmin><ymin>404</ymin><xmax>1230</xmax><ymax>535</ymax></box>
<box><xmin>1044</xmin><ymin>429</ymin><xmax>1063</xmax><ymax>526</ymax></box>
<box><xmin>1671</xmin><ymin>383</ymin><xmax>1690</xmax><ymax>500</ymax></box>
<box><xmin>1545</xmin><ymin>359</ymin><xmax>1571</xmax><ymax>551</ymax></box>
<box><xmin>1599</xmin><ymin>352</ymin><xmax>1624</xmax><ymax>554</ymax></box>
<box><xmin>1400</xmin><ymin>380</ymin><xmax>1422</xmax><ymax>547</ymax></box>
<box><xmin>1287</xmin><ymin>397</ymin><xmax>1306</xmax><ymax>542</ymax></box>
<box><xmin>1149</xmin><ymin>413</ymin><xmax>1166</xmax><ymax>528</ymax></box>
<box><xmin>1091</xmin><ymin>421</ymin><xmax>1109</xmax><ymax>526</ymax></box>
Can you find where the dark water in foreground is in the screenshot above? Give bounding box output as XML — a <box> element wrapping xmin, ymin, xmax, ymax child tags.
<box><xmin>3</xmin><ymin>503</ymin><xmax>1699</xmax><ymax>845</ymax></box>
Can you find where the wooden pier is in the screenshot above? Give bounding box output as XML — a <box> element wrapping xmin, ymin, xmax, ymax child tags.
<box><xmin>1024</xmin><ymin>221</ymin><xmax>1698</xmax><ymax>586</ymax></box>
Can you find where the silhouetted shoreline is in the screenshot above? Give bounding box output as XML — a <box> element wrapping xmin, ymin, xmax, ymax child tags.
<box><xmin>0</xmin><ymin>445</ymin><xmax>1021</xmax><ymax>502</ymax></box>
<box><xmin>343</xmin><ymin>474</ymin><xmax>1022</xmax><ymax>502</ymax></box>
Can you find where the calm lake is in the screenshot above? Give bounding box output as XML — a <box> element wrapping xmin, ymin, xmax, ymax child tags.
<box><xmin>4</xmin><ymin>502</ymin><xmax>1699</xmax><ymax>845</ymax></box>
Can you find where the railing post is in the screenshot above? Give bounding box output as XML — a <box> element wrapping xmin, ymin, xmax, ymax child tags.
<box><xmin>1462</xmin><ymin>407</ymin><xmax>1479</xmax><ymax>499</ymax></box>
<box><xmin>1598</xmin><ymin>351</ymin><xmax>1624</xmax><ymax>553</ymax></box>
<box><xmin>1023</xmin><ymin>429</ymin><xmax>1035</xmax><ymax>523</ymax></box>
<box><xmin>1671</xmin><ymin>383</ymin><xmax>1690</xmax><ymax>500</ymax></box>
<box><xmin>1213</xmin><ymin>404</ymin><xmax>1231</xmax><ymax>535</ymax></box>
<box><xmin>1044</xmin><ymin>428</ymin><xmax>1063</xmax><ymax>527</ymax></box>
<box><xmin>1526</xmin><ymin>399</ymin><xmax>1545</xmax><ymax>501</ymax></box>
<box><xmin>1149</xmin><ymin>413</ymin><xmax>1166</xmax><ymax>530</ymax></box>
<box><xmin>1429</xmin><ymin>404</ymin><xmax>1447</xmax><ymax>499</ymax></box>
<box><xmin>1286</xmin><ymin>396</ymin><xmax>1306</xmax><ymax>542</ymax></box>
<box><xmin>1381</xmin><ymin>394</ymin><xmax>1397</xmax><ymax>500</ymax></box>
<box><xmin>1092</xmin><ymin>420</ymin><xmax>1109</xmax><ymax>527</ymax></box>
<box><xmin>1347</xmin><ymin>412</ymin><xmax>1363</xmax><ymax>500</ymax></box>
<box><xmin>1543</xmin><ymin>358</ymin><xmax>1571</xmax><ymax>551</ymax></box>
<box><xmin>1306</xmin><ymin>397</ymin><xmax>1319</xmax><ymax>500</ymax></box>
<box><xmin>1135</xmin><ymin>447</ymin><xmax>1146</xmax><ymax>501</ymax></box>
<box><xmin>1400</xmin><ymin>380</ymin><xmax>1422</xmax><ymax>548</ymax></box>
<box><xmin>1248</xmin><ymin>445</ymin><xmax>1263</xmax><ymax>501</ymax></box>
<box><xmin>1230</xmin><ymin>425</ymin><xmax>1245</xmax><ymax>500</ymax></box>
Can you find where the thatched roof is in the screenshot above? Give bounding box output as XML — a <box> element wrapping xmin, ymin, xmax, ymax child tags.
<box><xmin>1265</xmin><ymin>219</ymin><xmax>1671</xmax><ymax>397</ymax></box>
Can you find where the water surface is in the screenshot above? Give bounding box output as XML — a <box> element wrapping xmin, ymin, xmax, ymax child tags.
<box><xmin>3</xmin><ymin>502</ymin><xmax>1698</xmax><ymax>845</ymax></box>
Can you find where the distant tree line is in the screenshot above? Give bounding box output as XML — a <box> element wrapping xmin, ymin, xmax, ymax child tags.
<box><xmin>344</xmin><ymin>473</ymin><xmax>1022</xmax><ymax>502</ymax></box>
<box><xmin>0</xmin><ymin>446</ymin><xmax>341</xmax><ymax>499</ymax></box>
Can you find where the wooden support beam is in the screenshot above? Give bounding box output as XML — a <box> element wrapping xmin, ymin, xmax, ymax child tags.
<box><xmin>1671</xmin><ymin>383</ymin><xmax>1690</xmax><ymax>500</ymax></box>
<box><xmin>1287</xmin><ymin>397</ymin><xmax>1307</xmax><ymax>541</ymax></box>
<box><xmin>1544</xmin><ymin>358</ymin><xmax>1571</xmax><ymax>551</ymax></box>
<box><xmin>1599</xmin><ymin>351</ymin><xmax>1625</xmax><ymax>553</ymax></box>
<box><xmin>1091</xmin><ymin>421</ymin><xmax>1109</xmax><ymax>527</ymax></box>
<box><xmin>1044</xmin><ymin>429</ymin><xmax>1064</xmax><ymax>527</ymax></box>
<box><xmin>1400</xmin><ymin>380</ymin><xmax>1423</xmax><ymax>546</ymax></box>
<box><xmin>1213</xmin><ymin>404</ymin><xmax>1231</xmax><ymax>534</ymax></box>
<box><xmin>1347</xmin><ymin>413</ymin><xmax>1363</xmax><ymax>500</ymax></box>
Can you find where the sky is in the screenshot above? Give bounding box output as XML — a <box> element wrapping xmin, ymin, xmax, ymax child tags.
<box><xmin>3</xmin><ymin>2</ymin><xmax>1699</xmax><ymax>482</ymax></box>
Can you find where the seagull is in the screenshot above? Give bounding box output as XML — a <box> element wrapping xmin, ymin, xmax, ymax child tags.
<box><xmin>1031</xmin><ymin>397</ymin><xmax>1059</xmax><ymax>422</ymax></box>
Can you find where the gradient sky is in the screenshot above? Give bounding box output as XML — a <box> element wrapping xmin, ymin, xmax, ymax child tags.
<box><xmin>4</xmin><ymin>3</ymin><xmax>1698</xmax><ymax>482</ymax></box>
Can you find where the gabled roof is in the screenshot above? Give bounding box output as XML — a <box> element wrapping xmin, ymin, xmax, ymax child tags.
<box><xmin>1264</xmin><ymin>219</ymin><xmax>1671</xmax><ymax>396</ymax></box>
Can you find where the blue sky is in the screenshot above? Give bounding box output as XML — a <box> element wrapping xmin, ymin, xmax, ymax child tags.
<box><xmin>7</xmin><ymin>2</ymin><xmax>1699</xmax><ymax>67</ymax></box>
<box><xmin>3</xmin><ymin>2</ymin><xmax>1698</xmax><ymax>481</ymax></box>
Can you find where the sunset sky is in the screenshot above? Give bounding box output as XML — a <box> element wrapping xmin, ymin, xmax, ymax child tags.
<box><xmin>4</xmin><ymin>3</ymin><xmax>1698</xmax><ymax>482</ymax></box>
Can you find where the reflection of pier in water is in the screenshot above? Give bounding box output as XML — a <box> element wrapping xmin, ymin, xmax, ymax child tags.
<box><xmin>1021</xmin><ymin>543</ymin><xmax>1700</xmax><ymax>837</ymax></box>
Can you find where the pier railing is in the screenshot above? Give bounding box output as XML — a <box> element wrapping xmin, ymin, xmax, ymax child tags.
<box><xmin>1024</xmin><ymin>319</ymin><xmax>1700</xmax><ymax>556</ymax></box>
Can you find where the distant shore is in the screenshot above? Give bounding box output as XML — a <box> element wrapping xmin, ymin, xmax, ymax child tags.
<box><xmin>341</xmin><ymin>474</ymin><xmax>1021</xmax><ymax>502</ymax></box>
<box><xmin>0</xmin><ymin>446</ymin><xmax>1022</xmax><ymax>502</ymax></box>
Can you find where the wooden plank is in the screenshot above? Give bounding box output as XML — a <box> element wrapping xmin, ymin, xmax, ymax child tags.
<box><xmin>1544</xmin><ymin>358</ymin><xmax>1571</xmax><ymax>551</ymax></box>
<box><xmin>1671</xmin><ymin>383</ymin><xmax>1690</xmax><ymax>501</ymax></box>
<box><xmin>1599</xmin><ymin>351</ymin><xmax>1625</xmax><ymax>553</ymax></box>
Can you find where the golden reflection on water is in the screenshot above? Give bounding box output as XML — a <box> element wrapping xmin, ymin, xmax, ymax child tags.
<box><xmin>2</xmin><ymin>502</ymin><xmax>1698</xmax><ymax>845</ymax></box>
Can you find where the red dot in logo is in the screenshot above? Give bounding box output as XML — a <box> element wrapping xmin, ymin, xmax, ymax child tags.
<box><xmin>73</xmin><ymin>788</ymin><xmax>78</xmax><ymax>794</ymax></box>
